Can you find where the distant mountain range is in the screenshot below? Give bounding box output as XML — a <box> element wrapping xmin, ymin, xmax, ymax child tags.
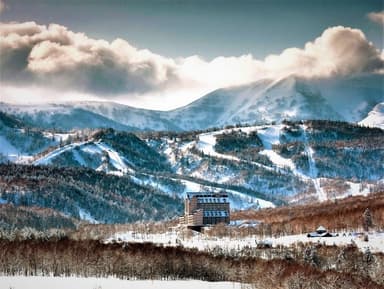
<box><xmin>1</xmin><ymin>74</ymin><xmax>383</xmax><ymax>131</ymax></box>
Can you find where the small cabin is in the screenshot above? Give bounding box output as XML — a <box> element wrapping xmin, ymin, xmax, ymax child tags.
<box><xmin>307</xmin><ymin>225</ymin><xmax>335</xmax><ymax>237</ymax></box>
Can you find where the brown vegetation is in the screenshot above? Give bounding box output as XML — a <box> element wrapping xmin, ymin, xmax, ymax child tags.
<box><xmin>0</xmin><ymin>238</ymin><xmax>382</xmax><ymax>289</ymax></box>
<box><xmin>69</xmin><ymin>220</ymin><xmax>178</xmax><ymax>240</ymax></box>
<box><xmin>232</xmin><ymin>192</ymin><xmax>384</xmax><ymax>236</ymax></box>
<box><xmin>0</xmin><ymin>204</ymin><xmax>77</xmax><ymax>231</ymax></box>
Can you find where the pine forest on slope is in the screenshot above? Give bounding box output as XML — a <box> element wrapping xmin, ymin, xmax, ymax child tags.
<box><xmin>0</xmin><ymin>107</ymin><xmax>383</xmax><ymax>225</ymax></box>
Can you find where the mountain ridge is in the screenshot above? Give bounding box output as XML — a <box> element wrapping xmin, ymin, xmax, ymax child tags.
<box><xmin>1</xmin><ymin>74</ymin><xmax>383</xmax><ymax>131</ymax></box>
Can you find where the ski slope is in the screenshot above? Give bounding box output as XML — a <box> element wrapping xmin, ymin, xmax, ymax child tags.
<box><xmin>32</xmin><ymin>140</ymin><xmax>133</xmax><ymax>174</ymax></box>
<box><xmin>195</xmin><ymin>127</ymin><xmax>282</xmax><ymax>172</ymax></box>
<box><xmin>33</xmin><ymin>141</ymin><xmax>88</xmax><ymax>165</ymax></box>
<box><xmin>302</xmin><ymin>125</ymin><xmax>327</xmax><ymax>201</ymax></box>
<box><xmin>194</xmin><ymin>124</ymin><xmax>337</xmax><ymax>202</ymax></box>
<box><xmin>94</xmin><ymin>142</ymin><xmax>133</xmax><ymax>173</ymax></box>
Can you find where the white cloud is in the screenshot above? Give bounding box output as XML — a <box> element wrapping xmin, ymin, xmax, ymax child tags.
<box><xmin>263</xmin><ymin>26</ymin><xmax>383</xmax><ymax>78</ymax></box>
<box><xmin>0</xmin><ymin>22</ymin><xmax>179</xmax><ymax>95</ymax></box>
<box><xmin>0</xmin><ymin>21</ymin><xmax>383</xmax><ymax>109</ymax></box>
<box><xmin>368</xmin><ymin>11</ymin><xmax>384</xmax><ymax>25</ymax></box>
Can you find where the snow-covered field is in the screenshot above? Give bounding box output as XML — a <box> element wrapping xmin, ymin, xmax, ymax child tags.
<box><xmin>270</xmin><ymin>232</ymin><xmax>384</xmax><ymax>253</ymax></box>
<box><xmin>0</xmin><ymin>276</ymin><xmax>248</xmax><ymax>289</ymax></box>
<box><xmin>106</xmin><ymin>230</ymin><xmax>384</xmax><ymax>254</ymax></box>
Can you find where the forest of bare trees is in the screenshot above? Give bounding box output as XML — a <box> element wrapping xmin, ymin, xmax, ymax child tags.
<box><xmin>233</xmin><ymin>192</ymin><xmax>384</xmax><ymax>236</ymax></box>
<box><xmin>0</xmin><ymin>238</ymin><xmax>383</xmax><ymax>289</ymax></box>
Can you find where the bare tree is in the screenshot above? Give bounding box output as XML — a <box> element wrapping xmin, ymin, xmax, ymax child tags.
<box><xmin>363</xmin><ymin>208</ymin><xmax>373</xmax><ymax>232</ymax></box>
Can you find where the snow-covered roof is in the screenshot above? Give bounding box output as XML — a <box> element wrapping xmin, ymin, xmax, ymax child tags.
<box><xmin>316</xmin><ymin>225</ymin><xmax>327</xmax><ymax>232</ymax></box>
<box><xmin>186</xmin><ymin>192</ymin><xmax>228</xmax><ymax>199</ymax></box>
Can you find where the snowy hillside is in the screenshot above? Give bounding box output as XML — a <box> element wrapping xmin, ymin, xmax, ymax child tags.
<box><xmin>155</xmin><ymin>121</ymin><xmax>383</xmax><ymax>202</ymax></box>
<box><xmin>1</xmin><ymin>74</ymin><xmax>382</xmax><ymax>132</ymax></box>
<box><xmin>0</xmin><ymin>164</ymin><xmax>182</xmax><ymax>223</ymax></box>
<box><xmin>28</xmin><ymin>130</ymin><xmax>275</xmax><ymax>210</ymax></box>
<box><xmin>22</xmin><ymin>121</ymin><xmax>383</xmax><ymax>207</ymax></box>
<box><xmin>0</xmin><ymin>103</ymin><xmax>138</xmax><ymax>131</ymax></box>
<box><xmin>167</xmin><ymin>74</ymin><xmax>383</xmax><ymax>130</ymax></box>
<box><xmin>360</xmin><ymin>103</ymin><xmax>384</xmax><ymax>129</ymax></box>
<box><xmin>1</xmin><ymin>115</ymin><xmax>382</xmax><ymax>214</ymax></box>
<box><xmin>0</xmin><ymin>112</ymin><xmax>56</xmax><ymax>162</ymax></box>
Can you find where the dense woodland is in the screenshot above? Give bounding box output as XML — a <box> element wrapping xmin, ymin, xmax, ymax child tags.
<box><xmin>0</xmin><ymin>204</ymin><xmax>77</xmax><ymax>231</ymax></box>
<box><xmin>92</xmin><ymin>129</ymin><xmax>172</xmax><ymax>172</ymax></box>
<box><xmin>0</xmin><ymin>164</ymin><xmax>182</xmax><ymax>224</ymax></box>
<box><xmin>0</xmin><ymin>238</ymin><xmax>383</xmax><ymax>289</ymax></box>
<box><xmin>277</xmin><ymin>120</ymin><xmax>384</xmax><ymax>180</ymax></box>
<box><xmin>215</xmin><ymin>130</ymin><xmax>263</xmax><ymax>153</ymax></box>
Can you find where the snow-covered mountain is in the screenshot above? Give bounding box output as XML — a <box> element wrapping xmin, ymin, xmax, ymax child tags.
<box><xmin>0</xmin><ymin>103</ymin><xmax>140</xmax><ymax>131</ymax></box>
<box><xmin>1</xmin><ymin>74</ymin><xmax>382</xmax><ymax>131</ymax></box>
<box><xmin>360</xmin><ymin>103</ymin><xmax>384</xmax><ymax>129</ymax></box>
<box><xmin>0</xmin><ymin>111</ymin><xmax>56</xmax><ymax>162</ymax></box>
<box><xmin>167</xmin><ymin>74</ymin><xmax>383</xmax><ymax>130</ymax></box>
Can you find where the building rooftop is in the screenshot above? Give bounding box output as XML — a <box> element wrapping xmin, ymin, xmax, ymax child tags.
<box><xmin>186</xmin><ymin>192</ymin><xmax>228</xmax><ymax>199</ymax></box>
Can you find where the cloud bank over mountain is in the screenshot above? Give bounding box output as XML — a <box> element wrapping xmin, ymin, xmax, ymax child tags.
<box><xmin>0</xmin><ymin>21</ymin><xmax>383</xmax><ymax>109</ymax></box>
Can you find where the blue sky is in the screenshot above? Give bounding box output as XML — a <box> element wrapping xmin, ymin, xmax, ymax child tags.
<box><xmin>2</xmin><ymin>0</ymin><xmax>383</xmax><ymax>59</ymax></box>
<box><xmin>0</xmin><ymin>0</ymin><xmax>383</xmax><ymax>109</ymax></box>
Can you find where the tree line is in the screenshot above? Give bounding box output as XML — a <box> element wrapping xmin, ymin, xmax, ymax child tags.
<box><xmin>0</xmin><ymin>238</ymin><xmax>382</xmax><ymax>289</ymax></box>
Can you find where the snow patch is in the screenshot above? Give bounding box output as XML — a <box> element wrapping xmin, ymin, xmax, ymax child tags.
<box><xmin>78</xmin><ymin>208</ymin><xmax>99</xmax><ymax>224</ymax></box>
<box><xmin>359</xmin><ymin>102</ymin><xmax>384</xmax><ymax>129</ymax></box>
<box><xmin>94</xmin><ymin>142</ymin><xmax>133</xmax><ymax>173</ymax></box>
<box><xmin>107</xmin><ymin>230</ymin><xmax>384</xmax><ymax>254</ymax></box>
<box><xmin>302</xmin><ymin>125</ymin><xmax>327</xmax><ymax>201</ymax></box>
<box><xmin>259</xmin><ymin>150</ymin><xmax>295</xmax><ymax>170</ymax></box>
<box><xmin>256</xmin><ymin>125</ymin><xmax>283</xmax><ymax>149</ymax></box>
<box><xmin>0</xmin><ymin>276</ymin><xmax>245</xmax><ymax>289</ymax></box>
